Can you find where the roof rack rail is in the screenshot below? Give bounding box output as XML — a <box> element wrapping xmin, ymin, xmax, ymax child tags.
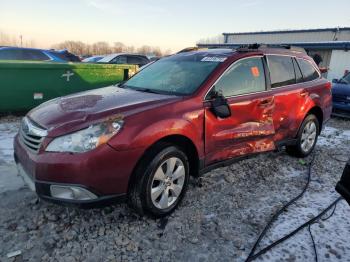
<box><xmin>236</xmin><ymin>43</ymin><xmax>306</xmax><ymax>53</ymax></box>
<box><xmin>177</xmin><ymin>47</ymin><xmax>208</xmax><ymax>53</ymax></box>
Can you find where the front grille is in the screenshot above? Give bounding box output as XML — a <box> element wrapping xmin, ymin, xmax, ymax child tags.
<box><xmin>19</xmin><ymin>118</ymin><xmax>47</xmax><ymax>154</ymax></box>
<box><xmin>333</xmin><ymin>94</ymin><xmax>350</xmax><ymax>103</ymax></box>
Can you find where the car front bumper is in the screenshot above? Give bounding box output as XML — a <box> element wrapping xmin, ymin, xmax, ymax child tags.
<box><xmin>14</xmin><ymin>134</ymin><xmax>145</xmax><ymax>208</ymax></box>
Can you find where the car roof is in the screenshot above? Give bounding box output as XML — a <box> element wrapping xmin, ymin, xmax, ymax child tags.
<box><xmin>0</xmin><ymin>46</ymin><xmax>62</xmax><ymax>53</ymax></box>
<box><xmin>98</xmin><ymin>53</ymin><xmax>147</xmax><ymax>62</ymax></box>
<box><xmin>180</xmin><ymin>46</ymin><xmax>308</xmax><ymax>60</ymax></box>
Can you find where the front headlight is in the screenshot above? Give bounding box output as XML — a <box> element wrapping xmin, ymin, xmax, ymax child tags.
<box><xmin>46</xmin><ymin>119</ymin><xmax>124</xmax><ymax>153</ymax></box>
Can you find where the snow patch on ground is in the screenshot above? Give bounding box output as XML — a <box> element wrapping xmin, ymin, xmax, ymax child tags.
<box><xmin>0</xmin><ymin>122</ymin><xmax>19</xmax><ymax>164</ymax></box>
<box><xmin>0</xmin><ymin>117</ymin><xmax>349</xmax><ymax>261</ymax></box>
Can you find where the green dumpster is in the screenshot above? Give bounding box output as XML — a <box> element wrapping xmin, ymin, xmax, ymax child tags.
<box><xmin>0</xmin><ymin>60</ymin><xmax>138</xmax><ymax>113</ymax></box>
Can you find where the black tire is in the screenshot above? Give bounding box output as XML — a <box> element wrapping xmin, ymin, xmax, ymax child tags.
<box><xmin>286</xmin><ymin>114</ymin><xmax>320</xmax><ymax>158</ymax></box>
<box><xmin>128</xmin><ymin>143</ymin><xmax>190</xmax><ymax>217</ymax></box>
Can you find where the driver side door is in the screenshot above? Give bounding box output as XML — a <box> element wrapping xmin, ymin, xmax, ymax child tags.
<box><xmin>204</xmin><ymin>56</ymin><xmax>276</xmax><ymax>165</ymax></box>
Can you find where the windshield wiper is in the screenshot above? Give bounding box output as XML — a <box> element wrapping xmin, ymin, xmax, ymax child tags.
<box><xmin>131</xmin><ymin>87</ymin><xmax>165</xmax><ymax>94</ymax></box>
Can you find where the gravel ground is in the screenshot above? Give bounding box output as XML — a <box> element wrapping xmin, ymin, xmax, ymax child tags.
<box><xmin>0</xmin><ymin>116</ymin><xmax>349</xmax><ymax>262</ymax></box>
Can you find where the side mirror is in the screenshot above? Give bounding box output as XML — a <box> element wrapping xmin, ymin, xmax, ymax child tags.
<box><xmin>211</xmin><ymin>94</ymin><xmax>231</xmax><ymax>118</ymax></box>
<box><xmin>332</xmin><ymin>79</ymin><xmax>339</xmax><ymax>83</ymax></box>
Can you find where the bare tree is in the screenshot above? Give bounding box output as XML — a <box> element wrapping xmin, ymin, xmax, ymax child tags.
<box><xmin>197</xmin><ymin>34</ymin><xmax>224</xmax><ymax>45</ymax></box>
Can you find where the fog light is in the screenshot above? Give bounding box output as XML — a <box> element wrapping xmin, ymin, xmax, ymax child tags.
<box><xmin>50</xmin><ymin>185</ymin><xmax>98</xmax><ymax>200</ymax></box>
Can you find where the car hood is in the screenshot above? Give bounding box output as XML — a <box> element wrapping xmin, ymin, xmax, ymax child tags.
<box><xmin>28</xmin><ymin>85</ymin><xmax>179</xmax><ymax>136</ymax></box>
<box><xmin>332</xmin><ymin>83</ymin><xmax>350</xmax><ymax>96</ymax></box>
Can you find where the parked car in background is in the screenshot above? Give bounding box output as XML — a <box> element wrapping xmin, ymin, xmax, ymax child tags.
<box><xmin>0</xmin><ymin>46</ymin><xmax>80</xmax><ymax>62</ymax></box>
<box><xmin>98</xmin><ymin>53</ymin><xmax>150</xmax><ymax>67</ymax></box>
<box><xmin>82</xmin><ymin>55</ymin><xmax>105</xmax><ymax>63</ymax></box>
<box><xmin>332</xmin><ymin>72</ymin><xmax>350</xmax><ymax>118</ymax></box>
<box><xmin>14</xmin><ymin>45</ymin><xmax>331</xmax><ymax>216</ymax></box>
<box><xmin>336</xmin><ymin>159</ymin><xmax>350</xmax><ymax>206</ymax></box>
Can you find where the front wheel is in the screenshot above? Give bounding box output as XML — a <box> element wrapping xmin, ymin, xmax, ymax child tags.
<box><xmin>128</xmin><ymin>144</ymin><xmax>189</xmax><ymax>217</ymax></box>
<box><xmin>286</xmin><ymin>114</ymin><xmax>319</xmax><ymax>158</ymax></box>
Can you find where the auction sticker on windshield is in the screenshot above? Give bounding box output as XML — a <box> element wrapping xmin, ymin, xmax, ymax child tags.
<box><xmin>201</xmin><ymin>56</ymin><xmax>227</xmax><ymax>62</ymax></box>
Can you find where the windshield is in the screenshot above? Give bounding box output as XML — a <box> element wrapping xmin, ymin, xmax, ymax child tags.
<box><xmin>340</xmin><ymin>73</ymin><xmax>350</xmax><ymax>84</ymax></box>
<box><xmin>122</xmin><ymin>52</ymin><xmax>227</xmax><ymax>95</ymax></box>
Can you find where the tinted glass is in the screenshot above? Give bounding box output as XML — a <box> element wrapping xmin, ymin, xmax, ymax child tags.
<box><xmin>112</xmin><ymin>55</ymin><xmax>127</xmax><ymax>64</ymax></box>
<box><xmin>127</xmin><ymin>56</ymin><xmax>145</xmax><ymax>65</ymax></box>
<box><xmin>293</xmin><ymin>58</ymin><xmax>303</xmax><ymax>83</ymax></box>
<box><xmin>23</xmin><ymin>50</ymin><xmax>49</xmax><ymax>61</ymax></box>
<box><xmin>124</xmin><ymin>52</ymin><xmax>224</xmax><ymax>95</ymax></box>
<box><xmin>214</xmin><ymin>57</ymin><xmax>266</xmax><ymax>97</ymax></box>
<box><xmin>297</xmin><ymin>58</ymin><xmax>320</xmax><ymax>82</ymax></box>
<box><xmin>340</xmin><ymin>73</ymin><xmax>350</xmax><ymax>84</ymax></box>
<box><xmin>268</xmin><ymin>56</ymin><xmax>296</xmax><ymax>88</ymax></box>
<box><xmin>0</xmin><ymin>49</ymin><xmax>25</xmax><ymax>60</ymax></box>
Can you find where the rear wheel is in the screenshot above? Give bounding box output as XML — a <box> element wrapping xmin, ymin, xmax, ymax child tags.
<box><xmin>286</xmin><ymin>114</ymin><xmax>319</xmax><ymax>158</ymax></box>
<box><xmin>128</xmin><ymin>143</ymin><xmax>189</xmax><ymax>217</ymax></box>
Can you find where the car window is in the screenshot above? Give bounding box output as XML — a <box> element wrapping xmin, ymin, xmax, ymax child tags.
<box><xmin>297</xmin><ymin>58</ymin><xmax>320</xmax><ymax>82</ymax></box>
<box><xmin>267</xmin><ymin>55</ymin><xmax>296</xmax><ymax>88</ymax></box>
<box><xmin>214</xmin><ymin>57</ymin><xmax>266</xmax><ymax>97</ymax></box>
<box><xmin>0</xmin><ymin>49</ymin><xmax>25</xmax><ymax>60</ymax></box>
<box><xmin>23</xmin><ymin>50</ymin><xmax>50</xmax><ymax>61</ymax></box>
<box><xmin>112</xmin><ymin>55</ymin><xmax>127</xmax><ymax>64</ymax></box>
<box><xmin>292</xmin><ymin>58</ymin><xmax>303</xmax><ymax>83</ymax></box>
<box><xmin>340</xmin><ymin>73</ymin><xmax>350</xmax><ymax>84</ymax></box>
<box><xmin>127</xmin><ymin>56</ymin><xmax>143</xmax><ymax>65</ymax></box>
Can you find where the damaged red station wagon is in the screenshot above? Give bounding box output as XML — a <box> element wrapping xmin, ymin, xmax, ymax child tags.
<box><xmin>14</xmin><ymin>45</ymin><xmax>332</xmax><ymax>216</ymax></box>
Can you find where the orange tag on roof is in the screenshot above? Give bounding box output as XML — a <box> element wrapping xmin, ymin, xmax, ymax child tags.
<box><xmin>251</xmin><ymin>66</ymin><xmax>260</xmax><ymax>77</ymax></box>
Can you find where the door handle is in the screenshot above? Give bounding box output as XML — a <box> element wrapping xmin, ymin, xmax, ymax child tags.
<box><xmin>259</xmin><ymin>97</ymin><xmax>274</xmax><ymax>107</ymax></box>
<box><xmin>300</xmin><ymin>90</ymin><xmax>309</xmax><ymax>97</ymax></box>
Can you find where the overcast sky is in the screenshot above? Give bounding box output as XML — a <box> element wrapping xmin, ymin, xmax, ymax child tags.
<box><xmin>1</xmin><ymin>0</ymin><xmax>350</xmax><ymax>52</ymax></box>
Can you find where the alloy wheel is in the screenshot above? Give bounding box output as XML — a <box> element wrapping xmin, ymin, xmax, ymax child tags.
<box><xmin>301</xmin><ymin>121</ymin><xmax>317</xmax><ymax>152</ymax></box>
<box><xmin>150</xmin><ymin>157</ymin><xmax>185</xmax><ymax>209</ymax></box>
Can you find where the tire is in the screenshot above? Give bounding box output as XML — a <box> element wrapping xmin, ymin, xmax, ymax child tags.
<box><xmin>286</xmin><ymin>114</ymin><xmax>319</xmax><ymax>158</ymax></box>
<box><xmin>128</xmin><ymin>143</ymin><xmax>190</xmax><ymax>217</ymax></box>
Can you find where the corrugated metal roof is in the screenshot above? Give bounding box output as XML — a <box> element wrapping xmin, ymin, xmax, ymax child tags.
<box><xmin>223</xmin><ymin>27</ymin><xmax>350</xmax><ymax>44</ymax></box>
<box><xmin>222</xmin><ymin>27</ymin><xmax>350</xmax><ymax>36</ymax></box>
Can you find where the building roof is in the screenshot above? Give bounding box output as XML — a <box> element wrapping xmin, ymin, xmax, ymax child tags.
<box><xmin>222</xmin><ymin>27</ymin><xmax>350</xmax><ymax>36</ymax></box>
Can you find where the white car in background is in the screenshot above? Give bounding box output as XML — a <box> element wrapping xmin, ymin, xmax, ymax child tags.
<box><xmin>98</xmin><ymin>53</ymin><xmax>150</xmax><ymax>67</ymax></box>
<box><xmin>82</xmin><ymin>55</ymin><xmax>105</xmax><ymax>63</ymax></box>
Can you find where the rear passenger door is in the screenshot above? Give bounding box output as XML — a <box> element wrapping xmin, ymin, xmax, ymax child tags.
<box><xmin>266</xmin><ymin>55</ymin><xmax>304</xmax><ymax>142</ymax></box>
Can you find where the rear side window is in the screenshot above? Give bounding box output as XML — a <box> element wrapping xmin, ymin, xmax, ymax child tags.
<box><xmin>127</xmin><ymin>56</ymin><xmax>149</xmax><ymax>66</ymax></box>
<box><xmin>127</xmin><ymin>56</ymin><xmax>143</xmax><ymax>65</ymax></box>
<box><xmin>297</xmin><ymin>58</ymin><xmax>320</xmax><ymax>82</ymax></box>
<box><xmin>214</xmin><ymin>57</ymin><xmax>266</xmax><ymax>97</ymax></box>
<box><xmin>0</xmin><ymin>49</ymin><xmax>25</xmax><ymax>60</ymax></box>
<box><xmin>23</xmin><ymin>50</ymin><xmax>50</xmax><ymax>61</ymax></box>
<box><xmin>112</xmin><ymin>55</ymin><xmax>127</xmax><ymax>64</ymax></box>
<box><xmin>267</xmin><ymin>56</ymin><xmax>296</xmax><ymax>88</ymax></box>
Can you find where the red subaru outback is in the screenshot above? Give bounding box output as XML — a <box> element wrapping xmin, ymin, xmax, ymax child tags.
<box><xmin>14</xmin><ymin>45</ymin><xmax>332</xmax><ymax>216</ymax></box>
